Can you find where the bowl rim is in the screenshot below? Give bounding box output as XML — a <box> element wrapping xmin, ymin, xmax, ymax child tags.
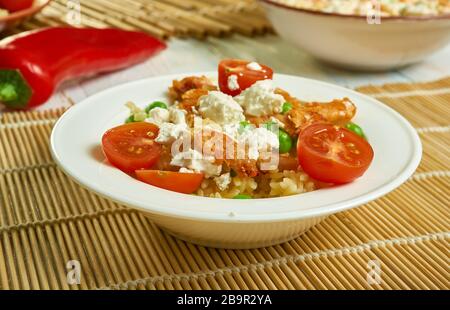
<box><xmin>50</xmin><ymin>72</ymin><xmax>423</xmax><ymax>224</ymax></box>
<box><xmin>0</xmin><ymin>0</ymin><xmax>51</xmax><ymax>22</ymax></box>
<box><xmin>260</xmin><ymin>0</ymin><xmax>450</xmax><ymax>21</ymax></box>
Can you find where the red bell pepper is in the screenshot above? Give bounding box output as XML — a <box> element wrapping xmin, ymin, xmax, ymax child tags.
<box><xmin>0</xmin><ymin>27</ymin><xmax>166</xmax><ymax>109</ymax></box>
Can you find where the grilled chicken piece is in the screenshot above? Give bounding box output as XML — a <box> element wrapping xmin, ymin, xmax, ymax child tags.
<box><xmin>168</xmin><ymin>76</ymin><xmax>217</xmax><ymax>102</ymax></box>
<box><xmin>178</xmin><ymin>88</ymin><xmax>209</xmax><ymax>112</ymax></box>
<box><xmin>276</xmin><ymin>89</ymin><xmax>357</xmax><ymax>135</ymax></box>
<box><xmin>194</xmin><ymin>128</ymin><xmax>260</xmax><ymax>178</ymax></box>
<box><xmin>302</xmin><ymin>98</ymin><xmax>356</xmax><ymax>126</ymax></box>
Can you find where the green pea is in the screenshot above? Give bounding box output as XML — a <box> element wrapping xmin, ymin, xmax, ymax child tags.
<box><xmin>346</xmin><ymin>122</ymin><xmax>366</xmax><ymax>139</ymax></box>
<box><xmin>278</xmin><ymin>129</ymin><xmax>293</xmax><ymax>154</ymax></box>
<box><xmin>125</xmin><ymin>115</ymin><xmax>135</xmax><ymax>123</ymax></box>
<box><xmin>145</xmin><ymin>101</ymin><xmax>168</xmax><ymax>113</ymax></box>
<box><xmin>233</xmin><ymin>194</ymin><xmax>252</xmax><ymax>199</ymax></box>
<box><xmin>282</xmin><ymin>102</ymin><xmax>293</xmax><ymax>114</ymax></box>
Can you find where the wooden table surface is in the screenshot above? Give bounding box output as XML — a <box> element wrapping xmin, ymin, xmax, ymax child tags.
<box><xmin>1</xmin><ymin>34</ymin><xmax>449</xmax><ymax>112</ymax></box>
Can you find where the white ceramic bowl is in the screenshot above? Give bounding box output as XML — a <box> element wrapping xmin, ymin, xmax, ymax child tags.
<box><xmin>260</xmin><ymin>0</ymin><xmax>450</xmax><ymax>71</ymax></box>
<box><xmin>50</xmin><ymin>73</ymin><xmax>422</xmax><ymax>249</ymax></box>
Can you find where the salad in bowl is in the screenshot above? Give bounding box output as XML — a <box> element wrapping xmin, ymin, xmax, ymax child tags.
<box><xmin>101</xmin><ymin>60</ymin><xmax>374</xmax><ymax>199</ymax></box>
<box><xmin>51</xmin><ymin>60</ymin><xmax>421</xmax><ymax>248</ymax></box>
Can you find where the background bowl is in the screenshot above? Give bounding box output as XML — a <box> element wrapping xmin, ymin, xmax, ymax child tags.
<box><xmin>0</xmin><ymin>0</ymin><xmax>50</xmax><ymax>34</ymax></box>
<box><xmin>260</xmin><ymin>0</ymin><xmax>450</xmax><ymax>71</ymax></box>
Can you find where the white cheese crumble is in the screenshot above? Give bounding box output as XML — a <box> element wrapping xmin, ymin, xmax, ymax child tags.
<box><xmin>235</xmin><ymin>80</ymin><xmax>284</xmax><ymax>117</ymax></box>
<box><xmin>222</xmin><ymin>123</ymin><xmax>243</xmax><ymax>139</ymax></box>
<box><xmin>227</xmin><ymin>74</ymin><xmax>240</xmax><ymax>91</ymax></box>
<box><xmin>198</xmin><ymin>91</ymin><xmax>245</xmax><ymax>125</ymax></box>
<box><xmin>146</xmin><ymin>107</ymin><xmax>170</xmax><ymax>126</ymax></box>
<box><xmin>155</xmin><ymin>123</ymin><xmax>190</xmax><ymax>144</ymax></box>
<box><xmin>214</xmin><ymin>173</ymin><xmax>232</xmax><ymax>191</ymax></box>
<box><xmin>273</xmin><ymin>0</ymin><xmax>450</xmax><ymax>17</ymax></box>
<box><xmin>238</xmin><ymin>127</ymin><xmax>280</xmax><ymax>160</ymax></box>
<box><xmin>152</xmin><ymin>107</ymin><xmax>190</xmax><ymax>144</ymax></box>
<box><xmin>246</xmin><ymin>62</ymin><xmax>263</xmax><ymax>71</ymax></box>
<box><xmin>170</xmin><ymin>149</ymin><xmax>222</xmax><ymax>178</ymax></box>
<box><xmin>169</xmin><ymin>107</ymin><xmax>187</xmax><ymax>125</ymax></box>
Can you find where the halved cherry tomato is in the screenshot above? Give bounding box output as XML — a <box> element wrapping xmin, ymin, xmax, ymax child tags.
<box><xmin>0</xmin><ymin>0</ymin><xmax>34</xmax><ymax>12</ymax></box>
<box><xmin>297</xmin><ymin>123</ymin><xmax>374</xmax><ymax>184</ymax></box>
<box><xmin>102</xmin><ymin>122</ymin><xmax>161</xmax><ymax>173</ymax></box>
<box><xmin>135</xmin><ymin>170</ymin><xmax>204</xmax><ymax>194</ymax></box>
<box><xmin>218</xmin><ymin>59</ymin><xmax>273</xmax><ymax>96</ymax></box>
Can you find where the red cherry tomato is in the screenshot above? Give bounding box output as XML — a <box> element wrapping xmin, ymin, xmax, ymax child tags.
<box><xmin>102</xmin><ymin>122</ymin><xmax>161</xmax><ymax>173</ymax></box>
<box><xmin>218</xmin><ymin>59</ymin><xmax>274</xmax><ymax>96</ymax></box>
<box><xmin>297</xmin><ymin>123</ymin><xmax>374</xmax><ymax>184</ymax></box>
<box><xmin>135</xmin><ymin>170</ymin><xmax>204</xmax><ymax>194</ymax></box>
<box><xmin>0</xmin><ymin>0</ymin><xmax>34</xmax><ymax>12</ymax></box>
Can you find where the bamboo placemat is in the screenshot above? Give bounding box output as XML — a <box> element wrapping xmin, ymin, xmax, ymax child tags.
<box><xmin>12</xmin><ymin>0</ymin><xmax>272</xmax><ymax>39</ymax></box>
<box><xmin>0</xmin><ymin>78</ymin><xmax>449</xmax><ymax>290</ymax></box>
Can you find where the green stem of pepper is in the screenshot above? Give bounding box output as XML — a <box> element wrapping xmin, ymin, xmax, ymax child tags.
<box><xmin>0</xmin><ymin>83</ymin><xmax>18</xmax><ymax>102</ymax></box>
<box><xmin>0</xmin><ymin>70</ymin><xmax>33</xmax><ymax>109</ymax></box>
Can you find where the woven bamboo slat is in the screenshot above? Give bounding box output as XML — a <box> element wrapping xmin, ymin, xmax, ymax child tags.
<box><xmin>0</xmin><ymin>77</ymin><xmax>448</xmax><ymax>290</ymax></box>
<box><xmin>8</xmin><ymin>0</ymin><xmax>273</xmax><ymax>39</ymax></box>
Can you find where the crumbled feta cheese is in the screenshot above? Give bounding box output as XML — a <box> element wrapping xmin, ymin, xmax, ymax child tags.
<box><xmin>146</xmin><ymin>107</ymin><xmax>170</xmax><ymax>126</ymax></box>
<box><xmin>238</xmin><ymin>127</ymin><xmax>279</xmax><ymax>160</ymax></box>
<box><xmin>222</xmin><ymin>123</ymin><xmax>242</xmax><ymax>139</ymax></box>
<box><xmin>169</xmin><ymin>107</ymin><xmax>187</xmax><ymax>125</ymax></box>
<box><xmin>227</xmin><ymin>75</ymin><xmax>240</xmax><ymax>91</ymax></box>
<box><xmin>214</xmin><ymin>173</ymin><xmax>232</xmax><ymax>191</ymax></box>
<box><xmin>274</xmin><ymin>0</ymin><xmax>450</xmax><ymax>17</ymax></box>
<box><xmin>170</xmin><ymin>149</ymin><xmax>222</xmax><ymax>178</ymax></box>
<box><xmin>246</xmin><ymin>62</ymin><xmax>263</xmax><ymax>71</ymax></box>
<box><xmin>235</xmin><ymin>80</ymin><xmax>284</xmax><ymax>117</ymax></box>
<box><xmin>199</xmin><ymin>91</ymin><xmax>245</xmax><ymax>125</ymax></box>
<box><xmin>155</xmin><ymin>123</ymin><xmax>190</xmax><ymax>144</ymax></box>
<box><xmin>179</xmin><ymin>167</ymin><xmax>195</xmax><ymax>174</ymax></box>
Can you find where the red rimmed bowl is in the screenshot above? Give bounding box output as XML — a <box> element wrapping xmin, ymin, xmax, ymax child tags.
<box><xmin>260</xmin><ymin>0</ymin><xmax>450</xmax><ymax>71</ymax></box>
<box><xmin>0</xmin><ymin>0</ymin><xmax>51</xmax><ymax>34</ymax></box>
